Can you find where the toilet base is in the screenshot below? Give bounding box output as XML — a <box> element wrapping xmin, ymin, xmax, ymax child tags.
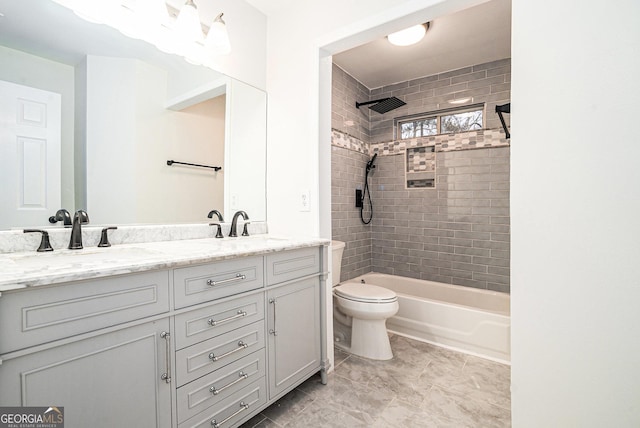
<box><xmin>344</xmin><ymin>318</ymin><xmax>394</xmax><ymax>360</ymax></box>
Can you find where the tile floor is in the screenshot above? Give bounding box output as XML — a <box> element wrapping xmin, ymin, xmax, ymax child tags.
<box><xmin>241</xmin><ymin>334</ymin><xmax>511</xmax><ymax>427</ymax></box>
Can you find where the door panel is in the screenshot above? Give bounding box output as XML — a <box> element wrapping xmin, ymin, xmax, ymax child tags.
<box><xmin>0</xmin><ymin>80</ymin><xmax>61</xmax><ymax>228</ymax></box>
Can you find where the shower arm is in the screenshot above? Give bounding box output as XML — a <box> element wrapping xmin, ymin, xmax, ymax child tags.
<box><xmin>495</xmin><ymin>103</ymin><xmax>511</xmax><ymax>139</ymax></box>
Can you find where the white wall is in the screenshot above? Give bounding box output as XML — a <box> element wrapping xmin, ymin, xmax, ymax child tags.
<box><xmin>260</xmin><ymin>0</ymin><xmax>640</xmax><ymax>425</ymax></box>
<box><xmin>510</xmin><ymin>0</ymin><xmax>640</xmax><ymax>426</ymax></box>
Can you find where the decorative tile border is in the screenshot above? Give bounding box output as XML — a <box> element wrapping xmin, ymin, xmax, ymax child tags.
<box><xmin>331</xmin><ymin>129</ymin><xmax>368</xmax><ymax>154</ymax></box>
<box><xmin>371</xmin><ymin>128</ymin><xmax>510</xmax><ymax>156</ymax></box>
<box><xmin>332</xmin><ymin>128</ymin><xmax>509</xmax><ymax>157</ymax></box>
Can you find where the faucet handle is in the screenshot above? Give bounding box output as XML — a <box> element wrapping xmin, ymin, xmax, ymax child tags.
<box><xmin>49</xmin><ymin>209</ymin><xmax>72</xmax><ymax>226</ymax></box>
<box><xmin>23</xmin><ymin>229</ymin><xmax>54</xmax><ymax>252</ymax></box>
<box><xmin>98</xmin><ymin>227</ymin><xmax>118</xmax><ymax>247</ymax></box>
<box><xmin>242</xmin><ymin>222</ymin><xmax>250</xmax><ymax>237</ymax></box>
<box><xmin>209</xmin><ymin>223</ymin><xmax>224</xmax><ymax>239</ymax></box>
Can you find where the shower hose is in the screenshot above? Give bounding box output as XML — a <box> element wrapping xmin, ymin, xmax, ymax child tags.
<box><xmin>360</xmin><ymin>167</ymin><xmax>373</xmax><ymax>224</ymax></box>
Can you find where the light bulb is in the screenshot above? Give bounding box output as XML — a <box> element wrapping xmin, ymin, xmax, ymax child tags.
<box><xmin>205</xmin><ymin>13</ymin><xmax>231</xmax><ymax>55</ymax></box>
<box><xmin>175</xmin><ymin>0</ymin><xmax>203</xmax><ymax>43</ymax></box>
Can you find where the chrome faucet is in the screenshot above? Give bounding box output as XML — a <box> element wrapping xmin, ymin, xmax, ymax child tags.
<box><xmin>49</xmin><ymin>209</ymin><xmax>72</xmax><ymax>226</ymax></box>
<box><xmin>229</xmin><ymin>211</ymin><xmax>250</xmax><ymax>237</ymax></box>
<box><xmin>207</xmin><ymin>210</ymin><xmax>224</xmax><ymax>221</ymax></box>
<box><xmin>68</xmin><ymin>210</ymin><xmax>89</xmax><ymax>249</ymax></box>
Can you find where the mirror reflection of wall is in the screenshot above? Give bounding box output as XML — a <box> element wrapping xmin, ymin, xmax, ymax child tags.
<box><xmin>0</xmin><ymin>0</ymin><xmax>267</xmax><ymax>230</ymax></box>
<box><xmin>79</xmin><ymin>55</ymin><xmax>225</xmax><ymax>225</ymax></box>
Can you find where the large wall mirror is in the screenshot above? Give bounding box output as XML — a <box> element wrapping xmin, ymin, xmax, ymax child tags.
<box><xmin>0</xmin><ymin>0</ymin><xmax>266</xmax><ymax>230</ymax></box>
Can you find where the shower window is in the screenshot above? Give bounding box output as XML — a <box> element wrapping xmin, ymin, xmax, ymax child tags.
<box><xmin>397</xmin><ymin>103</ymin><xmax>484</xmax><ymax>139</ymax></box>
<box><xmin>441</xmin><ymin>110</ymin><xmax>483</xmax><ymax>133</ymax></box>
<box><xmin>401</xmin><ymin>117</ymin><xmax>437</xmax><ymax>138</ymax></box>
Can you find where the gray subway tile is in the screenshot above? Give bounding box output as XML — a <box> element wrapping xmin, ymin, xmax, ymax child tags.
<box><xmin>455</xmin><ymin>246</ymin><xmax>492</xmax><ymax>257</ymax></box>
<box><xmin>473</xmin><ymin>272</ymin><xmax>510</xmax><ymax>285</ymax></box>
<box><xmin>487</xmin><ymin>282</ymin><xmax>510</xmax><ymax>293</ymax></box>
<box><xmin>455</xmin><ymin>230</ymin><xmax>491</xmax><ymax>240</ymax></box>
<box><xmin>472</xmin><ymin>256</ymin><xmax>510</xmax><ymax>268</ymax></box>
<box><xmin>451</xmin><ymin>262</ymin><xmax>488</xmax><ymax>273</ymax></box>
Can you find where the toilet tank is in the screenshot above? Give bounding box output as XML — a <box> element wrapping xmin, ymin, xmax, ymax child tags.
<box><xmin>331</xmin><ymin>241</ymin><xmax>346</xmax><ymax>286</ymax></box>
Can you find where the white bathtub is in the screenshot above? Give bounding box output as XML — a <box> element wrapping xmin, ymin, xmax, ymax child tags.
<box><xmin>352</xmin><ymin>272</ymin><xmax>511</xmax><ymax>363</ymax></box>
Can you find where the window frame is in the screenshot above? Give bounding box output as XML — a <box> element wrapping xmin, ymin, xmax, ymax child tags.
<box><xmin>395</xmin><ymin>103</ymin><xmax>486</xmax><ymax>140</ymax></box>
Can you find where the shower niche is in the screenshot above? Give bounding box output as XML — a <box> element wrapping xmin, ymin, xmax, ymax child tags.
<box><xmin>405</xmin><ymin>146</ymin><xmax>436</xmax><ymax>188</ymax></box>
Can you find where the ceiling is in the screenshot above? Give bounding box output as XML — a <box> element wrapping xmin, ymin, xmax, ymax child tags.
<box><xmin>332</xmin><ymin>0</ymin><xmax>511</xmax><ymax>89</ymax></box>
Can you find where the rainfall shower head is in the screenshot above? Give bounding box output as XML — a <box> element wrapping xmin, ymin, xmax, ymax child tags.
<box><xmin>356</xmin><ymin>97</ymin><xmax>407</xmax><ymax>114</ymax></box>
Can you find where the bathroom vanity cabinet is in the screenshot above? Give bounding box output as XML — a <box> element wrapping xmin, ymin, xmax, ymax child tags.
<box><xmin>265</xmin><ymin>248</ymin><xmax>322</xmax><ymax>399</ymax></box>
<box><xmin>0</xmin><ymin>243</ymin><xmax>326</xmax><ymax>428</ymax></box>
<box><xmin>0</xmin><ymin>271</ymin><xmax>173</xmax><ymax>428</ymax></box>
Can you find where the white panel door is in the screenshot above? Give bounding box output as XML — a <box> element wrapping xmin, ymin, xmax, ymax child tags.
<box><xmin>0</xmin><ymin>80</ymin><xmax>61</xmax><ymax>229</ymax></box>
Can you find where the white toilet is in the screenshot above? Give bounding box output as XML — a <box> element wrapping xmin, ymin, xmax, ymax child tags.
<box><xmin>331</xmin><ymin>241</ymin><xmax>399</xmax><ymax>360</ymax></box>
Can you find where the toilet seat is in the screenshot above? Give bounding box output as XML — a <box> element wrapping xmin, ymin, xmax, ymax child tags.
<box><xmin>334</xmin><ymin>283</ymin><xmax>397</xmax><ymax>303</ymax></box>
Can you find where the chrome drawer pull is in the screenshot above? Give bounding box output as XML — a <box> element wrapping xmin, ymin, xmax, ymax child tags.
<box><xmin>160</xmin><ymin>331</ymin><xmax>171</xmax><ymax>384</ymax></box>
<box><xmin>269</xmin><ymin>298</ymin><xmax>277</xmax><ymax>336</ymax></box>
<box><xmin>208</xmin><ymin>310</ymin><xmax>247</xmax><ymax>327</ymax></box>
<box><xmin>207</xmin><ymin>274</ymin><xmax>246</xmax><ymax>287</ymax></box>
<box><xmin>209</xmin><ymin>341</ymin><xmax>249</xmax><ymax>362</ymax></box>
<box><xmin>211</xmin><ymin>401</ymin><xmax>250</xmax><ymax>428</ymax></box>
<box><xmin>209</xmin><ymin>371</ymin><xmax>249</xmax><ymax>396</ymax></box>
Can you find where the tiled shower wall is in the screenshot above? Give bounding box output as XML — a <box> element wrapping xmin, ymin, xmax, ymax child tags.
<box><xmin>331</xmin><ymin>60</ymin><xmax>510</xmax><ymax>292</ymax></box>
<box><xmin>370</xmin><ymin>147</ymin><xmax>510</xmax><ymax>292</ymax></box>
<box><xmin>331</xmin><ymin>64</ymin><xmax>372</xmax><ymax>281</ymax></box>
<box><xmin>332</xmin><ymin>64</ymin><xmax>371</xmax><ymax>143</ymax></box>
<box><xmin>331</xmin><ymin>146</ymin><xmax>372</xmax><ymax>281</ymax></box>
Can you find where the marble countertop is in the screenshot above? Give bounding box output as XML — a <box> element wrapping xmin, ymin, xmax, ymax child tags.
<box><xmin>0</xmin><ymin>235</ymin><xmax>329</xmax><ymax>292</ymax></box>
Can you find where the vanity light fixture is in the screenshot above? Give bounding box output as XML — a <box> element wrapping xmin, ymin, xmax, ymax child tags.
<box><xmin>134</xmin><ymin>0</ymin><xmax>169</xmax><ymax>29</ymax></box>
<box><xmin>52</xmin><ymin>0</ymin><xmax>232</xmax><ymax>62</ymax></box>
<box><xmin>387</xmin><ymin>22</ymin><xmax>430</xmax><ymax>47</ymax></box>
<box><xmin>205</xmin><ymin>13</ymin><xmax>231</xmax><ymax>55</ymax></box>
<box><xmin>175</xmin><ymin>0</ymin><xmax>203</xmax><ymax>43</ymax></box>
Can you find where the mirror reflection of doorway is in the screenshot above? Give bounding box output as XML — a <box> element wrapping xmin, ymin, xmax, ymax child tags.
<box><xmin>0</xmin><ymin>80</ymin><xmax>61</xmax><ymax>229</ymax></box>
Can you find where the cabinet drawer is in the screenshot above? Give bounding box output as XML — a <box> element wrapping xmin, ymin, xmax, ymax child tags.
<box><xmin>174</xmin><ymin>293</ymin><xmax>264</xmax><ymax>350</ymax></box>
<box><xmin>265</xmin><ymin>247</ymin><xmax>321</xmax><ymax>286</ymax></box>
<box><xmin>174</xmin><ymin>256</ymin><xmax>264</xmax><ymax>309</ymax></box>
<box><xmin>176</xmin><ymin>349</ymin><xmax>266</xmax><ymax>424</ymax></box>
<box><xmin>175</xmin><ymin>321</ymin><xmax>265</xmax><ymax>386</ymax></box>
<box><xmin>0</xmin><ymin>270</ymin><xmax>170</xmax><ymax>354</ymax></box>
<box><xmin>179</xmin><ymin>377</ymin><xmax>266</xmax><ymax>428</ymax></box>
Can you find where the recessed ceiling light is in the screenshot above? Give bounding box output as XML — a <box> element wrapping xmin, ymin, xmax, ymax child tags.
<box><xmin>387</xmin><ymin>22</ymin><xmax>429</xmax><ymax>47</ymax></box>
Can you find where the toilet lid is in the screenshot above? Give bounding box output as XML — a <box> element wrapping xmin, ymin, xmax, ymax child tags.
<box><xmin>334</xmin><ymin>283</ymin><xmax>397</xmax><ymax>303</ymax></box>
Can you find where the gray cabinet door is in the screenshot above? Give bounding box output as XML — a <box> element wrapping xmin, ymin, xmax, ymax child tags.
<box><xmin>0</xmin><ymin>319</ymin><xmax>172</xmax><ymax>428</ymax></box>
<box><xmin>267</xmin><ymin>277</ymin><xmax>320</xmax><ymax>399</ymax></box>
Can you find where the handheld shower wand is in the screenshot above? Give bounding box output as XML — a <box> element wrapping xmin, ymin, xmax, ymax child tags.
<box><xmin>366</xmin><ymin>153</ymin><xmax>377</xmax><ymax>172</ymax></box>
<box><xmin>360</xmin><ymin>153</ymin><xmax>377</xmax><ymax>224</ymax></box>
